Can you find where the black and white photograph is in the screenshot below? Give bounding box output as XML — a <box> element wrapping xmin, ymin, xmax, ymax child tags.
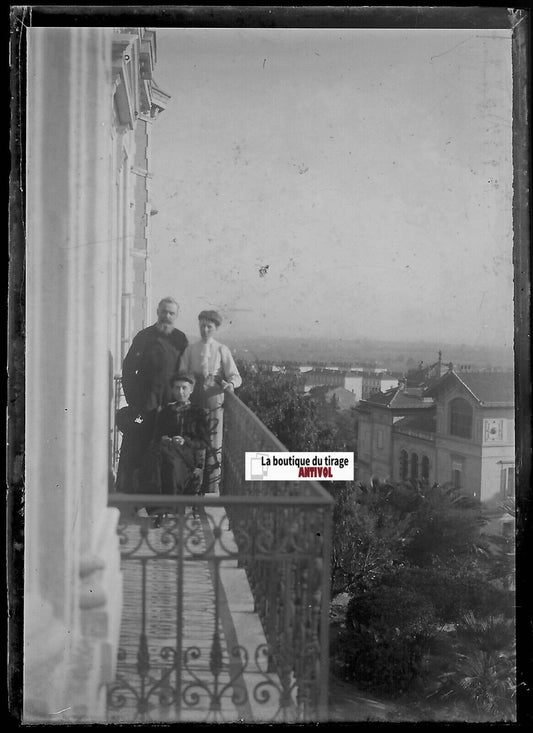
<box><xmin>8</xmin><ymin>5</ymin><xmax>530</xmax><ymax>726</ymax></box>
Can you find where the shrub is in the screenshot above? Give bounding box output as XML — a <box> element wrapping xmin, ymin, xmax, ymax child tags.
<box><xmin>384</xmin><ymin>565</ymin><xmax>514</xmax><ymax>625</ymax></box>
<box><xmin>428</xmin><ymin>614</ymin><xmax>516</xmax><ymax>721</ymax></box>
<box><xmin>328</xmin><ymin>482</ymin><xmax>413</xmax><ymax>598</ymax></box>
<box><xmin>405</xmin><ymin>483</ymin><xmax>485</xmax><ymax>567</ymax></box>
<box><xmin>337</xmin><ymin>584</ymin><xmax>437</xmax><ymax>696</ymax></box>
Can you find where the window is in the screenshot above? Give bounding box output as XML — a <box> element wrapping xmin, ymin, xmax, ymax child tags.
<box><xmin>376</xmin><ymin>429</ymin><xmax>383</xmax><ymax>449</ymax></box>
<box><xmin>500</xmin><ymin>465</ymin><xmax>515</xmax><ymax>498</ymax></box>
<box><xmin>449</xmin><ymin>398</ymin><xmax>473</xmax><ymax>439</ymax></box>
<box><xmin>421</xmin><ymin>455</ymin><xmax>430</xmax><ymax>482</ymax></box>
<box><xmin>451</xmin><ymin>458</ymin><xmax>464</xmax><ymax>491</ymax></box>
<box><xmin>399</xmin><ymin>450</ymin><xmax>408</xmax><ymax>480</ymax></box>
<box><xmin>410</xmin><ymin>453</ymin><xmax>419</xmax><ymax>481</ymax></box>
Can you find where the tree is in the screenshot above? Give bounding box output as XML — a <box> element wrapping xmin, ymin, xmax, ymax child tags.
<box><xmin>478</xmin><ymin>497</ymin><xmax>515</xmax><ymax>591</ymax></box>
<box><xmin>403</xmin><ymin>482</ymin><xmax>486</xmax><ymax>569</ymax></box>
<box><xmin>328</xmin><ymin>481</ymin><xmax>413</xmax><ymax>598</ymax></box>
<box><xmin>328</xmin><ymin>479</ymin><xmax>515</xmax><ymax>704</ymax></box>
<box><xmin>337</xmin><ymin>583</ymin><xmax>438</xmax><ymax>695</ymax></box>
<box><xmin>235</xmin><ymin>368</ymin><xmax>516</xmax><ymax>710</ymax></box>
<box><xmin>237</xmin><ymin>361</ymin><xmax>354</xmax><ymax>453</ymax></box>
<box><xmin>428</xmin><ymin>613</ymin><xmax>516</xmax><ymax>721</ymax></box>
<box><xmin>237</xmin><ymin>362</ymin><xmax>321</xmax><ymax>450</ymax></box>
<box><xmin>328</xmin><ymin>479</ymin><xmax>488</xmax><ymax>601</ymax></box>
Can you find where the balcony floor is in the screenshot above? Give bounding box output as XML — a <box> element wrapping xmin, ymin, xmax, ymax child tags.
<box><xmin>107</xmin><ymin>510</ymin><xmax>286</xmax><ymax>724</ymax></box>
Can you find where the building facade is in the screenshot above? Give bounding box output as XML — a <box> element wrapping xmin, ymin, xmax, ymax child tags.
<box><xmin>379</xmin><ymin>375</ymin><xmax>401</xmax><ymax>393</ymax></box>
<box><xmin>304</xmin><ymin>368</ymin><xmax>345</xmax><ymax>391</ymax></box>
<box><xmin>343</xmin><ymin>372</ymin><xmax>364</xmax><ymax>401</ymax></box>
<box><xmin>325</xmin><ymin>386</ymin><xmax>358</xmax><ymax>411</ymax></box>
<box><xmin>426</xmin><ymin>371</ymin><xmax>515</xmax><ymax>503</ymax></box>
<box><xmin>24</xmin><ymin>27</ymin><xmax>168</xmax><ymax>721</ymax></box>
<box><xmin>304</xmin><ymin>369</ymin><xmax>398</xmax><ymax>402</ymax></box>
<box><xmin>356</xmin><ymin>386</ymin><xmax>434</xmax><ymax>483</ymax></box>
<box><xmin>355</xmin><ymin>369</ymin><xmax>515</xmax><ymax>504</ymax></box>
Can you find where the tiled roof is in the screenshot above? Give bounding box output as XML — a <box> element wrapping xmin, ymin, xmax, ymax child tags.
<box><xmin>305</xmin><ymin>369</ymin><xmax>345</xmax><ymax>377</ymax></box>
<box><xmin>390</xmin><ymin>391</ymin><xmax>434</xmax><ymax>409</ymax></box>
<box><xmin>327</xmin><ymin>386</ymin><xmax>355</xmax><ymax>396</ymax></box>
<box><xmin>426</xmin><ymin>371</ymin><xmax>514</xmax><ymax>405</ymax></box>
<box><xmin>365</xmin><ymin>388</ymin><xmax>398</xmax><ymax>405</ymax></box>
<box><xmin>363</xmin><ymin>387</ymin><xmax>434</xmax><ymax>410</ymax></box>
<box><xmin>458</xmin><ymin>371</ymin><xmax>515</xmax><ymax>404</ymax></box>
<box><xmin>394</xmin><ymin>412</ymin><xmax>436</xmax><ymax>434</ymax></box>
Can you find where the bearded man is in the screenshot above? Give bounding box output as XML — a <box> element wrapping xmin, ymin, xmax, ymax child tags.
<box><xmin>116</xmin><ymin>297</ymin><xmax>188</xmax><ymax>492</ymax></box>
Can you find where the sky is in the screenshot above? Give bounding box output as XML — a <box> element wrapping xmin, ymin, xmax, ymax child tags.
<box><xmin>148</xmin><ymin>28</ymin><xmax>514</xmax><ymax>349</ymax></box>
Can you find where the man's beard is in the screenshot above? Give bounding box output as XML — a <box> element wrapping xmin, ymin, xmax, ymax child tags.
<box><xmin>156</xmin><ymin>322</ymin><xmax>173</xmax><ymax>334</ymax></box>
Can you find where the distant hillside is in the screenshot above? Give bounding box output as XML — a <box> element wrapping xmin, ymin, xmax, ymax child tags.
<box><xmin>226</xmin><ymin>335</ymin><xmax>514</xmax><ymax>372</ymax></box>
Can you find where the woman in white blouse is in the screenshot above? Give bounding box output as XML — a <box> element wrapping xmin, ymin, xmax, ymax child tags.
<box><xmin>179</xmin><ymin>310</ymin><xmax>242</xmax><ymax>493</ymax></box>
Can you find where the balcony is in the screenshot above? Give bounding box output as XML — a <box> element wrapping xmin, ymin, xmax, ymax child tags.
<box><xmin>108</xmin><ymin>391</ymin><xmax>334</xmax><ymax>723</ymax></box>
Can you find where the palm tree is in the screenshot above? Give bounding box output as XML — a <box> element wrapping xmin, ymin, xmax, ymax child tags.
<box><xmin>429</xmin><ymin>613</ymin><xmax>516</xmax><ymax>721</ymax></box>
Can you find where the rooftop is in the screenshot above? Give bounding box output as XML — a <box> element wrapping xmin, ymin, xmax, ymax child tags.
<box><xmin>360</xmin><ymin>386</ymin><xmax>434</xmax><ymax>410</ymax></box>
<box><xmin>394</xmin><ymin>412</ymin><xmax>436</xmax><ymax>434</ymax></box>
<box><xmin>426</xmin><ymin>370</ymin><xmax>515</xmax><ymax>405</ymax></box>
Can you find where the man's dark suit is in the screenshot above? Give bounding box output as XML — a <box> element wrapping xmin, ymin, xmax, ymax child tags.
<box><xmin>117</xmin><ymin>324</ymin><xmax>188</xmax><ymax>492</ymax></box>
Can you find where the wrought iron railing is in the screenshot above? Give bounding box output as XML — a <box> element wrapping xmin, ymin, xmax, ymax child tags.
<box><xmin>107</xmin><ymin>392</ymin><xmax>333</xmax><ymax>723</ymax></box>
<box><xmin>221</xmin><ymin>392</ymin><xmax>334</xmax><ymax>719</ymax></box>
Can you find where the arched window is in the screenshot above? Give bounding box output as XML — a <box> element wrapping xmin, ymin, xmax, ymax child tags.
<box><xmin>410</xmin><ymin>453</ymin><xmax>419</xmax><ymax>481</ymax></box>
<box><xmin>421</xmin><ymin>455</ymin><xmax>430</xmax><ymax>482</ymax></box>
<box><xmin>399</xmin><ymin>450</ymin><xmax>408</xmax><ymax>480</ymax></box>
<box><xmin>449</xmin><ymin>398</ymin><xmax>473</xmax><ymax>439</ymax></box>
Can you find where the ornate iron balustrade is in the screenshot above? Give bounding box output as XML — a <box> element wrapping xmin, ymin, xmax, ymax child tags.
<box><xmin>221</xmin><ymin>392</ymin><xmax>334</xmax><ymax>718</ymax></box>
<box><xmin>107</xmin><ymin>392</ymin><xmax>333</xmax><ymax>723</ymax></box>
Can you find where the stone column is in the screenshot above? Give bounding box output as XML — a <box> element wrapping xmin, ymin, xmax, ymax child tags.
<box><xmin>25</xmin><ymin>27</ymin><xmax>122</xmax><ymax>722</ymax></box>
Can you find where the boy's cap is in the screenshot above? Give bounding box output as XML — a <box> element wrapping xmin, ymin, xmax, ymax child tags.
<box><xmin>173</xmin><ymin>373</ymin><xmax>196</xmax><ymax>386</ymax></box>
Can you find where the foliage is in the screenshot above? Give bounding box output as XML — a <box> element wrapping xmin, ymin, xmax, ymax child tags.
<box><xmin>428</xmin><ymin>614</ymin><xmax>516</xmax><ymax>721</ymax></box>
<box><xmin>479</xmin><ymin>533</ymin><xmax>515</xmax><ymax>590</ymax></box>
<box><xmin>401</xmin><ymin>482</ymin><xmax>486</xmax><ymax>568</ymax></box>
<box><xmin>334</xmin><ymin>409</ymin><xmax>358</xmax><ymax>452</ymax></box>
<box><xmin>478</xmin><ymin>498</ymin><xmax>515</xmax><ymax>590</ymax></box>
<box><xmin>236</xmin><ymin>362</ymin><xmax>321</xmax><ymax>450</ymax></box>
<box><xmin>329</xmin><ymin>479</ymin><xmax>515</xmax><ymax>705</ymax></box>
<box><xmin>336</xmin><ymin>584</ymin><xmax>437</xmax><ymax>695</ymax></box>
<box><xmin>237</xmin><ymin>362</ymin><xmax>356</xmax><ymax>453</ymax></box>
<box><xmin>235</xmin><ymin>367</ymin><xmax>515</xmax><ymax>712</ymax></box>
<box><xmin>328</xmin><ymin>481</ymin><xmax>413</xmax><ymax>598</ymax></box>
<box><xmin>384</xmin><ymin>565</ymin><xmax>513</xmax><ymax>625</ymax></box>
<box><xmin>308</xmin><ymin>386</ymin><xmax>357</xmax><ymax>452</ymax></box>
<box><xmin>328</xmin><ymin>479</ymin><xmax>489</xmax><ymax>599</ymax></box>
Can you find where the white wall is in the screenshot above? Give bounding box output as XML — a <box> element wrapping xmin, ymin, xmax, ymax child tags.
<box><xmin>25</xmin><ymin>27</ymin><xmax>122</xmax><ymax>722</ymax></box>
<box><xmin>380</xmin><ymin>377</ymin><xmax>399</xmax><ymax>393</ymax></box>
<box><xmin>344</xmin><ymin>374</ymin><xmax>363</xmax><ymax>401</ymax></box>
